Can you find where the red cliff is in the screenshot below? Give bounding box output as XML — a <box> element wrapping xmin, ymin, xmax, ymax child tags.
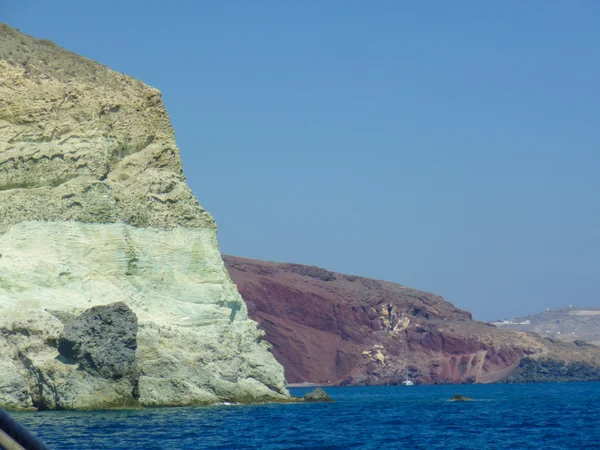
<box><xmin>224</xmin><ymin>255</ymin><xmax>600</xmax><ymax>385</ymax></box>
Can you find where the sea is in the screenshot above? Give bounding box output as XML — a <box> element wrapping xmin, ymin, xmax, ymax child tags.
<box><xmin>14</xmin><ymin>383</ymin><xmax>600</xmax><ymax>449</ymax></box>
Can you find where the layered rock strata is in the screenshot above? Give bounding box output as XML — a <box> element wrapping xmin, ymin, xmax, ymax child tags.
<box><xmin>0</xmin><ymin>24</ymin><xmax>288</xmax><ymax>410</ymax></box>
<box><xmin>224</xmin><ymin>255</ymin><xmax>600</xmax><ymax>385</ymax></box>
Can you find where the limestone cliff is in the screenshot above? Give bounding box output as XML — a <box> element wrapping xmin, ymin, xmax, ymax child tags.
<box><xmin>0</xmin><ymin>24</ymin><xmax>288</xmax><ymax>410</ymax></box>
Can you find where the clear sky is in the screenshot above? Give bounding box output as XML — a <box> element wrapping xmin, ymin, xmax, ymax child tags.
<box><xmin>3</xmin><ymin>1</ymin><xmax>599</xmax><ymax>320</ymax></box>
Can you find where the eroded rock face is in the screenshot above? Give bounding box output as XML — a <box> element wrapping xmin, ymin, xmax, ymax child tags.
<box><xmin>24</xmin><ymin>302</ymin><xmax>140</xmax><ymax>410</ymax></box>
<box><xmin>224</xmin><ymin>255</ymin><xmax>600</xmax><ymax>386</ymax></box>
<box><xmin>0</xmin><ymin>24</ymin><xmax>288</xmax><ymax>409</ymax></box>
<box><xmin>0</xmin><ymin>24</ymin><xmax>213</xmax><ymax>233</ymax></box>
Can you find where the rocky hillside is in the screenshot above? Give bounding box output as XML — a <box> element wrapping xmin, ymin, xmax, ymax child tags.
<box><xmin>224</xmin><ymin>256</ymin><xmax>600</xmax><ymax>385</ymax></box>
<box><xmin>493</xmin><ymin>306</ymin><xmax>600</xmax><ymax>346</ymax></box>
<box><xmin>0</xmin><ymin>24</ymin><xmax>288</xmax><ymax>410</ymax></box>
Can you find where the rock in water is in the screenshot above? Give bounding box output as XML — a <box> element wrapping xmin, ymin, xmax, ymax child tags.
<box><xmin>303</xmin><ymin>388</ymin><xmax>333</xmax><ymax>402</ymax></box>
<box><xmin>449</xmin><ymin>395</ymin><xmax>472</xmax><ymax>402</ymax></box>
<box><xmin>0</xmin><ymin>24</ymin><xmax>289</xmax><ymax>409</ymax></box>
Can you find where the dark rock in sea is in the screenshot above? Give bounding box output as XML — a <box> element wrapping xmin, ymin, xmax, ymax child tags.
<box><xmin>303</xmin><ymin>388</ymin><xmax>333</xmax><ymax>402</ymax></box>
<box><xmin>58</xmin><ymin>302</ymin><xmax>138</xmax><ymax>381</ymax></box>
<box><xmin>449</xmin><ymin>395</ymin><xmax>472</xmax><ymax>402</ymax></box>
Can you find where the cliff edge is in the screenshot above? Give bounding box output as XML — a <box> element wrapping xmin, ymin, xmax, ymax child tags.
<box><xmin>0</xmin><ymin>24</ymin><xmax>288</xmax><ymax>410</ymax></box>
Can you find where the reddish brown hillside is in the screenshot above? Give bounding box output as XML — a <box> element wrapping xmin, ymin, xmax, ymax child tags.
<box><xmin>224</xmin><ymin>256</ymin><xmax>600</xmax><ymax>385</ymax></box>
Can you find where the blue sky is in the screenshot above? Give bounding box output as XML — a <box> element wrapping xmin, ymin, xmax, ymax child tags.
<box><xmin>3</xmin><ymin>1</ymin><xmax>599</xmax><ymax>320</ymax></box>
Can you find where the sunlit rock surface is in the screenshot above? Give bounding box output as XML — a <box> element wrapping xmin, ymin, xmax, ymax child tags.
<box><xmin>224</xmin><ymin>255</ymin><xmax>600</xmax><ymax>386</ymax></box>
<box><xmin>0</xmin><ymin>24</ymin><xmax>288</xmax><ymax>409</ymax></box>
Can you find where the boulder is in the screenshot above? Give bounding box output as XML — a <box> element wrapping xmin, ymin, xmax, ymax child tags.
<box><xmin>58</xmin><ymin>302</ymin><xmax>138</xmax><ymax>381</ymax></box>
<box><xmin>449</xmin><ymin>395</ymin><xmax>472</xmax><ymax>402</ymax></box>
<box><xmin>303</xmin><ymin>388</ymin><xmax>333</xmax><ymax>402</ymax></box>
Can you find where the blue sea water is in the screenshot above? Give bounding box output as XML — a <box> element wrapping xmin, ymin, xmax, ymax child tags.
<box><xmin>13</xmin><ymin>383</ymin><xmax>600</xmax><ymax>449</ymax></box>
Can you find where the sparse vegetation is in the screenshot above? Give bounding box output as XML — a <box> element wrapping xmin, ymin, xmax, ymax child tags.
<box><xmin>0</xmin><ymin>23</ymin><xmax>136</xmax><ymax>87</ymax></box>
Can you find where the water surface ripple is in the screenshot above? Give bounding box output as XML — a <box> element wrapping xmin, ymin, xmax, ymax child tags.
<box><xmin>14</xmin><ymin>383</ymin><xmax>600</xmax><ymax>449</ymax></box>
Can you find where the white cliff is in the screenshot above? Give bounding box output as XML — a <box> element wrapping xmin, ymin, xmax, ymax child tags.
<box><xmin>0</xmin><ymin>24</ymin><xmax>288</xmax><ymax>409</ymax></box>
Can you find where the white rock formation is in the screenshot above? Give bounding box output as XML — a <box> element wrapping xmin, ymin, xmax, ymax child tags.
<box><xmin>0</xmin><ymin>24</ymin><xmax>288</xmax><ymax>409</ymax></box>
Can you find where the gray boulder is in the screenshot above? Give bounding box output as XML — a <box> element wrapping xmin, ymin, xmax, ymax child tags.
<box><xmin>58</xmin><ymin>302</ymin><xmax>138</xmax><ymax>382</ymax></box>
